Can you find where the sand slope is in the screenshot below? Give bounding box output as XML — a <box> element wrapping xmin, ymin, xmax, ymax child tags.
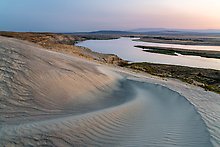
<box><xmin>0</xmin><ymin>36</ymin><xmax>218</xmax><ymax>146</ymax></box>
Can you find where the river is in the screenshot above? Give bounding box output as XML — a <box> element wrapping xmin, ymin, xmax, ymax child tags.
<box><xmin>76</xmin><ymin>37</ymin><xmax>220</xmax><ymax>70</ymax></box>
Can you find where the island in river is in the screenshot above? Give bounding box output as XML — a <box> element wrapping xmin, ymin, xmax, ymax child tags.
<box><xmin>135</xmin><ymin>45</ymin><xmax>220</xmax><ymax>59</ymax></box>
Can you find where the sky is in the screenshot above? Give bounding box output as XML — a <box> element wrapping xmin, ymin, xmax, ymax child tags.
<box><xmin>0</xmin><ymin>0</ymin><xmax>220</xmax><ymax>32</ymax></box>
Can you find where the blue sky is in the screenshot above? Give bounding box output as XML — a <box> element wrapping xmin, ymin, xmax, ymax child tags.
<box><xmin>1</xmin><ymin>0</ymin><xmax>220</xmax><ymax>32</ymax></box>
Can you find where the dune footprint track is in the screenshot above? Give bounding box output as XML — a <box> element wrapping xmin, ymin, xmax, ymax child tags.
<box><xmin>0</xmin><ymin>36</ymin><xmax>212</xmax><ymax>146</ymax></box>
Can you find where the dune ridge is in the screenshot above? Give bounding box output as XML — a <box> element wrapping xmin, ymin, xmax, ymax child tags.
<box><xmin>0</xmin><ymin>36</ymin><xmax>218</xmax><ymax>146</ymax></box>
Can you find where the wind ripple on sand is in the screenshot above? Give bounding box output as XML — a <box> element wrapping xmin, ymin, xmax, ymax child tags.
<box><xmin>0</xmin><ymin>37</ymin><xmax>214</xmax><ymax>146</ymax></box>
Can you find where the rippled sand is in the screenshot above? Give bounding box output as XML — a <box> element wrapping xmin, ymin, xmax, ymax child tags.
<box><xmin>0</xmin><ymin>36</ymin><xmax>219</xmax><ymax>146</ymax></box>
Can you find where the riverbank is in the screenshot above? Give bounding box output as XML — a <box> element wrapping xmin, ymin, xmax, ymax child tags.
<box><xmin>137</xmin><ymin>35</ymin><xmax>220</xmax><ymax>46</ymax></box>
<box><xmin>122</xmin><ymin>62</ymin><xmax>220</xmax><ymax>94</ymax></box>
<box><xmin>0</xmin><ymin>31</ymin><xmax>127</xmax><ymax>65</ymax></box>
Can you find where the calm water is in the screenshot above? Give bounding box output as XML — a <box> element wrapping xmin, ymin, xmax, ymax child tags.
<box><xmin>76</xmin><ymin>37</ymin><xmax>220</xmax><ymax>70</ymax></box>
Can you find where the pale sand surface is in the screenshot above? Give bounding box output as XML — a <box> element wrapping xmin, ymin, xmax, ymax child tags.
<box><xmin>0</xmin><ymin>36</ymin><xmax>219</xmax><ymax>146</ymax></box>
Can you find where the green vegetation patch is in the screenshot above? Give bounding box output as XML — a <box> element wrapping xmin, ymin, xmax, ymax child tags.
<box><xmin>122</xmin><ymin>62</ymin><xmax>220</xmax><ymax>94</ymax></box>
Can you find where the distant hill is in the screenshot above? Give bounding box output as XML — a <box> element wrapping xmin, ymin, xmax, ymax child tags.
<box><xmin>129</xmin><ymin>28</ymin><xmax>167</xmax><ymax>33</ymax></box>
<box><xmin>70</xmin><ymin>29</ymin><xmax>220</xmax><ymax>36</ymax></box>
<box><xmin>129</xmin><ymin>28</ymin><xmax>220</xmax><ymax>35</ymax></box>
<box><xmin>89</xmin><ymin>30</ymin><xmax>135</xmax><ymax>35</ymax></box>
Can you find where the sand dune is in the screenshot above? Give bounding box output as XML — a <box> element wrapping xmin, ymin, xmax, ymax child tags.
<box><xmin>0</xmin><ymin>36</ymin><xmax>219</xmax><ymax>146</ymax></box>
